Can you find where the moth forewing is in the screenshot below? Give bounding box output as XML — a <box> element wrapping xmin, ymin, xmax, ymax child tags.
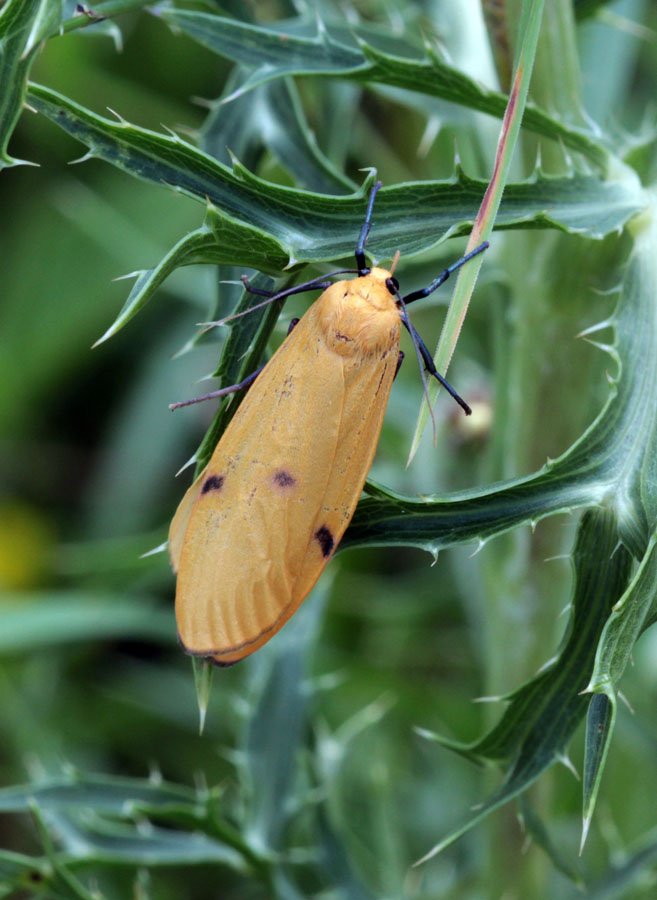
<box><xmin>172</xmin><ymin>269</ymin><xmax>401</xmax><ymax>665</ymax></box>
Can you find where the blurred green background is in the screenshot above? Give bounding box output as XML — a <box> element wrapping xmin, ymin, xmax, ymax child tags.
<box><xmin>2</xmin><ymin>1</ymin><xmax>657</xmax><ymax>898</ymax></box>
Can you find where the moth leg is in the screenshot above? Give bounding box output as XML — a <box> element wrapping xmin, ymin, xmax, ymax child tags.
<box><xmin>170</xmin><ymin>370</ymin><xmax>263</xmax><ymax>410</ymax></box>
<box><xmin>402</xmin><ymin>242</ymin><xmax>489</xmax><ymax>305</ymax></box>
<box><xmin>241</xmin><ymin>274</ymin><xmax>332</xmax><ymax>300</ymax></box>
<box><xmin>400</xmin><ymin>315</ymin><xmax>471</xmax><ymax>415</ymax></box>
<box><xmin>394</xmin><ymin>350</ymin><xmax>405</xmax><ymax>379</ymax></box>
<box><xmin>170</xmin><ymin>320</ymin><xmax>301</xmax><ymax>411</ymax></box>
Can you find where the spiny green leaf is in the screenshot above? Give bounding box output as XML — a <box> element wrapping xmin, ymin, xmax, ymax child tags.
<box><xmin>344</xmin><ymin>196</ymin><xmax>653</xmax><ymax>555</ymax></box>
<box><xmin>416</xmin><ymin>508</ymin><xmax>631</xmax><ymax>861</ymax></box>
<box><xmin>581</xmin><ymin>692</ymin><xmax>616</xmax><ymax>852</ymax></box>
<box><xmin>588</xmin><ymin>537</ymin><xmax>657</xmax><ymax>690</ymax></box>
<box><xmin>27</xmin><ymin>85</ymin><xmax>643</xmax><ymax>369</ymax></box>
<box><xmin>30</xmin><ymin>802</ymin><xmax>103</xmax><ymax>900</ymax></box>
<box><xmin>28</xmin><ymin>82</ymin><xmax>637</xmax><ymax>265</ymax></box>
<box><xmin>192</xmin><ymin>657</ymin><xmax>213</xmax><ymax>736</ymax></box>
<box><xmin>205</xmin><ymin>202</ymin><xmax>290</xmax><ymax>270</ymax></box>
<box><xmin>156</xmin><ymin>8</ymin><xmax>610</xmax><ymax>170</ymax></box>
<box><xmin>242</xmin><ymin>583</ymin><xmax>327</xmax><ymax>850</ymax></box>
<box><xmin>200</xmin><ymin>73</ymin><xmax>355</xmax><ymax>194</ymax></box>
<box><xmin>22</xmin><ymin>80</ymin><xmax>642</xmax><ymax>374</ymax></box>
<box><xmin>93</xmin><ymin>211</ymin><xmax>288</xmax><ymax>345</ymax></box>
<box><xmin>0</xmin><ymin>771</ymin><xmax>195</xmax><ymax>814</ymax></box>
<box><xmin>519</xmin><ymin>795</ymin><xmax>584</xmax><ymax>887</ymax></box>
<box><xmin>39</xmin><ymin>808</ymin><xmax>246</xmax><ymax>869</ymax></box>
<box><xmin>94</xmin><ymin>161</ymin><xmax>643</xmax><ymax>344</ymax></box>
<box><xmin>0</xmin><ymin>0</ymin><xmax>63</xmax><ymax>168</ymax></box>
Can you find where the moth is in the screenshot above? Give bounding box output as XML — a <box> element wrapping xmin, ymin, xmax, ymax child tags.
<box><xmin>170</xmin><ymin>182</ymin><xmax>487</xmax><ymax>664</ymax></box>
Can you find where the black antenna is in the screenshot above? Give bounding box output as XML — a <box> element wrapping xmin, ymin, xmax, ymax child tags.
<box><xmin>355</xmin><ymin>180</ymin><xmax>383</xmax><ymax>276</ymax></box>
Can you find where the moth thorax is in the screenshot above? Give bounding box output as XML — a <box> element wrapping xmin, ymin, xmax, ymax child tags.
<box><xmin>316</xmin><ymin>277</ymin><xmax>400</xmax><ymax>358</ymax></box>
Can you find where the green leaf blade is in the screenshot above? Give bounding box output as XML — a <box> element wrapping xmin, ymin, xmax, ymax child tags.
<box><xmin>0</xmin><ymin>0</ymin><xmax>63</xmax><ymax>168</ymax></box>
<box><xmin>417</xmin><ymin>508</ymin><xmax>632</xmax><ymax>860</ymax></box>
<box><xmin>157</xmin><ymin>8</ymin><xmax>610</xmax><ymax>169</ymax></box>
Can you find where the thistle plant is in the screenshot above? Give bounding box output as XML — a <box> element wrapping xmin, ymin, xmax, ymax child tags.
<box><xmin>2</xmin><ymin>1</ymin><xmax>657</xmax><ymax>898</ymax></box>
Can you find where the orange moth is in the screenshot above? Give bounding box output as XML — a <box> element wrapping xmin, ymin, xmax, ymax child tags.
<box><xmin>169</xmin><ymin>182</ymin><xmax>487</xmax><ymax>665</ymax></box>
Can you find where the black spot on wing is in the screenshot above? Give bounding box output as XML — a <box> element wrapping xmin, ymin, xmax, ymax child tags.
<box><xmin>314</xmin><ymin>525</ymin><xmax>335</xmax><ymax>558</ymax></box>
<box><xmin>201</xmin><ymin>474</ymin><xmax>224</xmax><ymax>494</ymax></box>
<box><xmin>272</xmin><ymin>469</ymin><xmax>296</xmax><ymax>488</ymax></box>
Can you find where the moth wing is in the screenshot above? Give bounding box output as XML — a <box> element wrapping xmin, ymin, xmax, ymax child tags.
<box><xmin>288</xmin><ymin>340</ymin><xmax>399</xmax><ymax>604</ymax></box>
<box><xmin>169</xmin><ymin>469</ymin><xmax>205</xmax><ymax>573</ymax></box>
<box><xmin>174</xmin><ymin>289</ymin><xmax>399</xmax><ymax>665</ymax></box>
